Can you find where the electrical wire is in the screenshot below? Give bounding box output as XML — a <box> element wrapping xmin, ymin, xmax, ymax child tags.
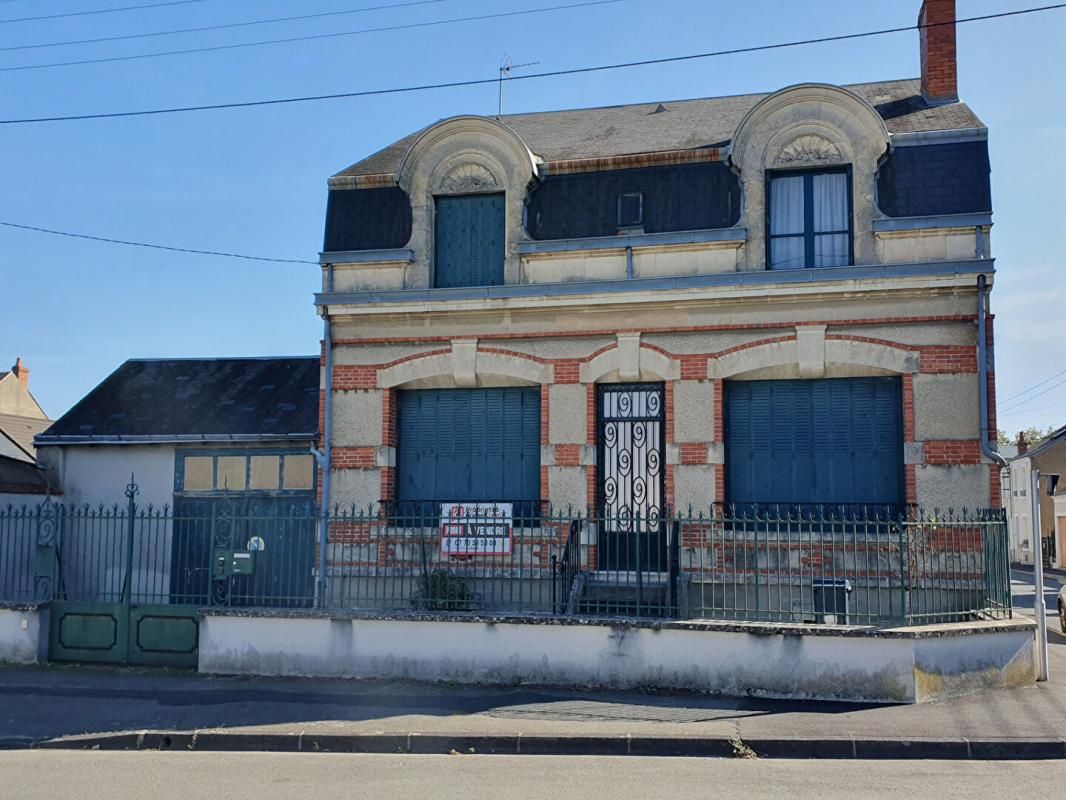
<box><xmin>0</xmin><ymin>0</ymin><xmax>455</xmax><ymax>53</ymax></box>
<box><xmin>1</xmin><ymin>3</ymin><xmax>1062</xmax><ymax>123</ymax></box>
<box><xmin>0</xmin><ymin>0</ymin><xmax>630</xmax><ymax>72</ymax></box>
<box><xmin>999</xmin><ymin>375</ymin><xmax>1066</xmax><ymax>414</ymax></box>
<box><xmin>999</xmin><ymin>368</ymin><xmax>1066</xmax><ymax>404</ymax></box>
<box><xmin>0</xmin><ymin>0</ymin><xmax>209</xmax><ymax>25</ymax></box>
<box><xmin>0</xmin><ymin>220</ymin><xmax>317</xmax><ymax>264</ymax></box>
<box><xmin>998</xmin><ymin>403</ymin><xmax>1066</xmax><ymax>418</ymax></box>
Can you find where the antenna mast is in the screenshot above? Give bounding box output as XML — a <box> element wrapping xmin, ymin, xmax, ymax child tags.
<box><xmin>498</xmin><ymin>55</ymin><xmax>540</xmax><ymax>116</ymax></box>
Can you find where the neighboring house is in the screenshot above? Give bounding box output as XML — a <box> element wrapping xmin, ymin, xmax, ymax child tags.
<box><xmin>316</xmin><ymin>0</ymin><xmax>999</xmax><ymax>552</ymax></box>
<box><xmin>998</xmin><ymin>442</ymin><xmax>1017</xmax><ymax>510</ymax></box>
<box><xmin>34</xmin><ymin>357</ymin><xmax>320</xmax><ymax>512</ymax></box>
<box><xmin>0</xmin><ymin>358</ymin><xmax>54</xmax><ymax>506</ymax></box>
<box><xmin>1004</xmin><ymin>428</ymin><xmax>1066</xmax><ymax>566</ymax></box>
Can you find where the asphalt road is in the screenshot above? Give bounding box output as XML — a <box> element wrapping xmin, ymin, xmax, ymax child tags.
<box><xmin>0</xmin><ymin>751</ymin><xmax>1060</xmax><ymax>800</ymax></box>
<box><xmin>1011</xmin><ymin>567</ymin><xmax>1066</xmax><ymax>650</ymax></box>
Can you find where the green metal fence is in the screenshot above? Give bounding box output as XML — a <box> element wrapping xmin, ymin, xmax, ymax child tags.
<box><xmin>0</xmin><ymin>494</ymin><xmax>1012</xmax><ymax>627</ymax></box>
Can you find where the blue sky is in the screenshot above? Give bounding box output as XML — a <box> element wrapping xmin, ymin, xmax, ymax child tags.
<box><xmin>2</xmin><ymin>0</ymin><xmax>1064</xmax><ymax>438</ymax></box>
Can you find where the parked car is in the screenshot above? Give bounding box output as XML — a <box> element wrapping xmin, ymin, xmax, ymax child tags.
<box><xmin>1059</xmin><ymin>585</ymin><xmax>1066</xmax><ymax>633</ymax></box>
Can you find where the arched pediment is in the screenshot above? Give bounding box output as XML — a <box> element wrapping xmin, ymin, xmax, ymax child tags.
<box><xmin>396</xmin><ymin>115</ymin><xmax>538</xmax><ymax>195</ymax></box>
<box><xmin>729</xmin><ymin>83</ymin><xmax>889</xmax><ymax>174</ymax></box>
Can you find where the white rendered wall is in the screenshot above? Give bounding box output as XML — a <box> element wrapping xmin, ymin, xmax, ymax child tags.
<box><xmin>0</xmin><ymin>607</ymin><xmax>43</xmax><ymax>664</ymax></box>
<box><xmin>199</xmin><ymin>615</ymin><xmax>1035</xmax><ymax>704</ymax></box>
<box><xmin>37</xmin><ymin>444</ymin><xmax>177</xmax><ymax>510</ymax></box>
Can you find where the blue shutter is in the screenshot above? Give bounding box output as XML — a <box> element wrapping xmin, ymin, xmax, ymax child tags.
<box><xmin>397</xmin><ymin>388</ymin><xmax>540</xmax><ymax>513</ymax></box>
<box><xmin>434</xmin><ymin>193</ymin><xmax>505</xmax><ymax>288</ymax></box>
<box><xmin>725</xmin><ymin>378</ymin><xmax>903</xmax><ymax>508</ymax></box>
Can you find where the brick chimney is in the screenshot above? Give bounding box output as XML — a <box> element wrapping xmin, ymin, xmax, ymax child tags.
<box><xmin>10</xmin><ymin>357</ymin><xmax>29</xmax><ymax>391</ymax></box>
<box><xmin>1017</xmin><ymin>432</ymin><xmax>1029</xmax><ymax>456</ymax></box>
<box><xmin>919</xmin><ymin>0</ymin><xmax>958</xmax><ymax>104</ymax></box>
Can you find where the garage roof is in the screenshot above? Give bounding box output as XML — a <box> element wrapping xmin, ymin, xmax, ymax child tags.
<box><xmin>36</xmin><ymin>357</ymin><xmax>320</xmax><ymax>444</ymax></box>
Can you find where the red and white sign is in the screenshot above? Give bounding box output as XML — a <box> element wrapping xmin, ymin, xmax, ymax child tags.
<box><xmin>440</xmin><ymin>502</ymin><xmax>513</xmax><ymax>556</ymax></box>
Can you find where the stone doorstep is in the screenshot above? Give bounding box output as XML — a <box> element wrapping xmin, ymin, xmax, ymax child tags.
<box><xmin>27</xmin><ymin>730</ymin><xmax>1066</xmax><ymax>760</ymax></box>
<box><xmin>584</xmin><ymin>570</ymin><xmax>671</xmax><ymax>588</ymax></box>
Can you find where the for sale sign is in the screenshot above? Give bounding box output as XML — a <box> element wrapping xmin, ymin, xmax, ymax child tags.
<box><xmin>439</xmin><ymin>502</ymin><xmax>513</xmax><ymax>556</ymax></box>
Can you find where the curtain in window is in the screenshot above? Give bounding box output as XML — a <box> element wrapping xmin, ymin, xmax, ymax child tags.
<box><xmin>812</xmin><ymin>173</ymin><xmax>849</xmax><ymax>267</ymax></box>
<box><xmin>769</xmin><ymin>175</ymin><xmax>805</xmax><ymax>269</ymax></box>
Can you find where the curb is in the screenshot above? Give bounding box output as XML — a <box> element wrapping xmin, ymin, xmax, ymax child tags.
<box><xmin>27</xmin><ymin>731</ymin><xmax>1066</xmax><ymax>760</ymax></box>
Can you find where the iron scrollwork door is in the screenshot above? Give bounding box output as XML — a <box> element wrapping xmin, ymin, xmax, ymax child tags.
<box><xmin>597</xmin><ymin>383</ymin><xmax>666</xmax><ymax>572</ymax></box>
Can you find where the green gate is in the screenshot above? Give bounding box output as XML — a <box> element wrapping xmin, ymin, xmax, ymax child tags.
<box><xmin>31</xmin><ymin>479</ymin><xmax>318</xmax><ymax>667</ymax></box>
<box><xmin>44</xmin><ymin>481</ymin><xmax>200</xmax><ymax>667</ymax></box>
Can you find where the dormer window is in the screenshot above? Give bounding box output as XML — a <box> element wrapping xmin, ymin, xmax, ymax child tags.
<box><xmin>433</xmin><ymin>192</ymin><xmax>505</xmax><ymax>288</ymax></box>
<box><xmin>767</xmin><ymin>168</ymin><xmax>853</xmax><ymax>270</ymax></box>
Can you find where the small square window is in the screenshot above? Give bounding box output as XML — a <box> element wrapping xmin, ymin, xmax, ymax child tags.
<box><xmin>183</xmin><ymin>457</ymin><xmax>214</xmax><ymax>491</ymax></box>
<box><xmin>249</xmin><ymin>455</ymin><xmax>281</xmax><ymax>490</ymax></box>
<box><xmin>216</xmin><ymin>456</ymin><xmax>247</xmax><ymax>491</ymax></box>
<box><xmin>283</xmin><ymin>455</ymin><xmax>315</xmax><ymax>490</ymax></box>
<box><xmin>617</xmin><ymin>192</ymin><xmax>644</xmax><ymax>228</ymax></box>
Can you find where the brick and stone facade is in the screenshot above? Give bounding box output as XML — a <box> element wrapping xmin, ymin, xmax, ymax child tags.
<box><xmin>315</xmin><ymin>1</ymin><xmax>1000</xmax><ymax>521</ymax></box>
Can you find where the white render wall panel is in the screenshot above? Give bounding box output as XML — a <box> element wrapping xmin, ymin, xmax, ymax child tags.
<box><xmin>200</xmin><ymin>615</ymin><xmax>1036</xmax><ymax>704</ymax></box>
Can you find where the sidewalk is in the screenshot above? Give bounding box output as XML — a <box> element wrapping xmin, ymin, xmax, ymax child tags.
<box><xmin>2</xmin><ymin>649</ymin><xmax>1065</xmax><ymax>759</ymax></box>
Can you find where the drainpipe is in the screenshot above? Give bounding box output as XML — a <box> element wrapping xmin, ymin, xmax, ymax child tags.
<box><xmin>312</xmin><ymin>263</ymin><xmax>335</xmax><ymax>607</ymax></box>
<box><xmin>976</xmin><ymin>274</ymin><xmax>1006</xmax><ymax>471</ymax></box>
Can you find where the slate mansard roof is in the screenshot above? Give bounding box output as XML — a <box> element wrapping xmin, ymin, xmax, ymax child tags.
<box><xmin>37</xmin><ymin>357</ymin><xmax>320</xmax><ymax>444</ymax></box>
<box><xmin>336</xmin><ymin>79</ymin><xmax>985</xmax><ymax>179</ymax></box>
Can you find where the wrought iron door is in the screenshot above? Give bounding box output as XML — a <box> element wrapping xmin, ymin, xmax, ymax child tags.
<box><xmin>597</xmin><ymin>383</ymin><xmax>666</xmax><ymax>571</ymax></box>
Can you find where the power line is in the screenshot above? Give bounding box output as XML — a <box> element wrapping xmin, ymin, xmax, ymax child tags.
<box><xmin>1</xmin><ymin>3</ymin><xmax>1063</xmax><ymax>124</ymax></box>
<box><xmin>999</xmin><ymin>375</ymin><xmax>1066</xmax><ymax>414</ymax></box>
<box><xmin>0</xmin><ymin>220</ymin><xmax>317</xmax><ymax>264</ymax></box>
<box><xmin>998</xmin><ymin>403</ymin><xmax>1066</xmax><ymax>418</ymax></box>
<box><xmin>0</xmin><ymin>0</ymin><xmax>630</xmax><ymax>72</ymax></box>
<box><xmin>0</xmin><ymin>0</ymin><xmax>454</xmax><ymax>53</ymax></box>
<box><xmin>999</xmin><ymin>368</ymin><xmax>1066</xmax><ymax>404</ymax></box>
<box><xmin>0</xmin><ymin>0</ymin><xmax>209</xmax><ymax>25</ymax></box>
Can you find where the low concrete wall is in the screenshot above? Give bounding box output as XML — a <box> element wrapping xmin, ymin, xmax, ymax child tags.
<box><xmin>198</xmin><ymin>611</ymin><xmax>1036</xmax><ymax>704</ymax></box>
<box><xmin>0</xmin><ymin>604</ymin><xmax>46</xmax><ymax>664</ymax></box>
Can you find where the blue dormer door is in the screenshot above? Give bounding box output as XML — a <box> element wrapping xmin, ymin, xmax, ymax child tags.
<box><xmin>434</xmin><ymin>193</ymin><xmax>505</xmax><ymax>288</ymax></box>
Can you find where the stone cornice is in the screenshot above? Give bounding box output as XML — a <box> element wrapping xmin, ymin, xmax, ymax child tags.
<box><xmin>316</xmin><ymin>259</ymin><xmax>994</xmax><ymax>317</ymax></box>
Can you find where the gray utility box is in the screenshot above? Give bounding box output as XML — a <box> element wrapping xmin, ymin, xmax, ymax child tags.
<box><xmin>812</xmin><ymin>578</ymin><xmax>852</xmax><ymax>625</ymax></box>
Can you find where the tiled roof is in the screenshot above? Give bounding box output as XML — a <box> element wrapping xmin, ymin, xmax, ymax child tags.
<box><xmin>336</xmin><ymin>79</ymin><xmax>985</xmax><ymax>178</ymax></box>
<box><xmin>0</xmin><ymin>414</ymin><xmax>51</xmax><ymax>462</ymax></box>
<box><xmin>38</xmin><ymin>357</ymin><xmax>320</xmax><ymax>442</ymax></box>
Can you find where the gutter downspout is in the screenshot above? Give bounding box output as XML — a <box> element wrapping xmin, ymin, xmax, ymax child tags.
<box><xmin>312</xmin><ymin>264</ymin><xmax>335</xmax><ymax>607</ymax></box>
<box><xmin>977</xmin><ymin>274</ymin><xmax>1006</xmax><ymax>471</ymax></box>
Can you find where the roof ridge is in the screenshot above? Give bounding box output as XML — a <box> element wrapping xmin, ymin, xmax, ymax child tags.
<box><xmin>123</xmin><ymin>355</ymin><xmax>319</xmax><ymax>363</ymax></box>
<box><xmin>496</xmin><ymin>77</ymin><xmax>921</xmax><ymax>120</ymax></box>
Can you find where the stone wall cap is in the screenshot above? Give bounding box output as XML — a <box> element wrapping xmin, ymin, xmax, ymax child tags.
<box><xmin>199</xmin><ymin>607</ymin><xmax>1034</xmax><ymax>639</ymax></box>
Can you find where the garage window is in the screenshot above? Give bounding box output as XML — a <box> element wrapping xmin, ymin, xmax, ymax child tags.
<box><xmin>176</xmin><ymin>452</ymin><xmax>315</xmax><ymax>494</ymax></box>
<box><xmin>396</xmin><ymin>387</ymin><xmax>541</xmax><ymax>518</ymax></box>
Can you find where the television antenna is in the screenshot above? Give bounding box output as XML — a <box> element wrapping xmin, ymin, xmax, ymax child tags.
<box><xmin>498</xmin><ymin>55</ymin><xmax>539</xmax><ymax>116</ymax></box>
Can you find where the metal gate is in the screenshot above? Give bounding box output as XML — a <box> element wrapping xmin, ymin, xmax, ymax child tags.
<box><xmin>596</xmin><ymin>383</ymin><xmax>666</xmax><ymax>572</ymax></box>
<box><xmin>47</xmin><ymin>482</ymin><xmax>200</xmax><ymax>667</ymax></box>
<box><xmin>41</xmin><ymin>482</ymin><xmax>316</xmax><ymax>667</ymax></box>
<box><xmin>170</xmin><ymin>494</ymin><xmax>315</xmax><ymax>608</ymax></box>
